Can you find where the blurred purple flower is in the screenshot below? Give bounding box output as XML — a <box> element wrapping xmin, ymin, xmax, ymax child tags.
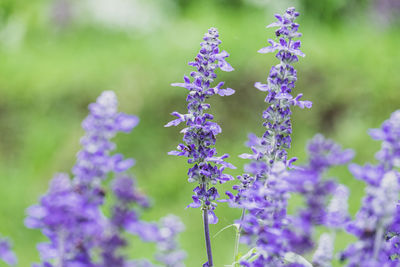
<box><xmin>155</xmin><ymin>215</ymin><xmax>186</xmax><ymax>267</ymax></box>
<box><xmin>26</xmin><ymin>91</ymin><xmax>146</xmax><ymax>266</ymax></box>
<box><xmin>312</xmin><ymin>233</ymin><xmax>334</xmax><ymax>267</ymax></box>
<box><xmin>230</xmin><ymin>8</ymin><xmax>312</xmax><ymax>265</ymax></box>
<box><xmin>286</xmin><ymin>134</ymin><xmax>353</xmax><ymax>254</ymax></box>
<box><xmin>342</xmin><ymin>111</ymin><xmax>400</xmax><ymax>265</ymax></box>
<box><xmin>0</xmin><ymin>238</ymin><xmax>17</xmax><ymax>266</ymax></box>
<box><xmin>341</xmin><ymin>171</ymin><xmax>400</xmax><ymax>266</ymax></box>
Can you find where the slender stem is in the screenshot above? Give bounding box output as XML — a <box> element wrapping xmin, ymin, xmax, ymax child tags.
<box><xmin>203</xmin><ymin>207</ymin><xmax>213</xmax><ymax>266</ymax></box>
<box><xmin>233</xmin><ymin>208</ymin><xmax>246</xmax><ymax>265</ymax></box>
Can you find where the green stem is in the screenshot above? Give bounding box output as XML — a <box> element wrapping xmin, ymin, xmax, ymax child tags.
<box><xmin>234</xmin><ymin>208</ymin><xmax>246</xmax><ymax>266</ymax></box>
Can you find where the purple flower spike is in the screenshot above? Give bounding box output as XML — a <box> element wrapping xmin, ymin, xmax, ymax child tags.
<box><xmin>242</xmin><ymin>7</ymin><xmax>310</xmax><ymax>183</ymax></box>
<box><xmin>342</xmin><ymin>171</ymin><xmax>400</xmax><ymax>266</ymax></box>
<box><xmin>351</xmin><ymin>110</ymin><xmax>400</xmax><ymax>188</ymax></box>
<box><xmin>229</xmin><ymin>8</ymin><xmax>311</xmax><ymax>266</ymax></box>
<box><xmin>155</xmin><ymin>215</ymin><xmax>186</xmax><ymax>267</ymax></box>
<box><xmin>285</xmin><ymin>134</ymin><xmax>353</xmax><ymax>254</ymax></box>
<box><xmin>339</xmin><ymin>110</ymin><xmax>400</xmax><ymax>266</ymax></box>
<box><xmin>0</xmin><ymin>238</ymin><xmax>17</xmax><ymax>266</ymax></box>
<box><xmin>166</xmin><ymin>27</ymin><xmax>235</xmax><ymax>216</ymax></box>
<box><xmin>26</xmin><ymin>91</ymin><xmax>152</xmax><ymax>267</ymax></box>
<box><xmin>74</xmin><ymin>91</ymin><xmax>139</xmax><ymax>184</ymax></box>
<box><xmin>166</xmin><ymin>27</ymin><xmax>234</xmax><ymax>267</ymax></box>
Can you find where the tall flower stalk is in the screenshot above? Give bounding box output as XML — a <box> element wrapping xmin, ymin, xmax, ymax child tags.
<box><xmin>165</xmin><ymin>28</ymin><xmax>235</xmax><ymax>266</ymax></box>
<box><xmin>26</xmin><ymin>91</ymin><xmax>186</xmax><ymax>267</ymax></box>
<box><xmin>226</xmin><ymin>7</ymin><xmax>311</xmax><ymax>266</ymax></box>
<box><xmin>341</xmin><ymin>110</ymin><xmax>400</xmax><ymax>266</ymax></box>
<box><xmin>26</xmin><ymin>91</ymin><xmax>140</xmax><ymax>266</ymax></box>
<box><xmin>285</xmin><ymin>134</ymin><xmax>353</xmax><ymax>254</ymax></box>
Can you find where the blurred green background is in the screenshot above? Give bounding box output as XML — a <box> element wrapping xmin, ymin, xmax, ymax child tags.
<box><xmin>0</xmin><ymin>0</ymin><xmax>399</xmax><ymax>266</ymax></box>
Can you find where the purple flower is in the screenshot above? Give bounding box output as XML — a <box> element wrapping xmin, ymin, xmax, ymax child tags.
<box><xmin>285</xmin><ymin>134</ymin><xmax>353</xmax><ymax>254</ymax></box>
<box><xmin>165</xmin><ymin>27</ymin><xmax>235</xmax><ymax>223</ymax></box>
<box><xmin>312</xmin><ymin>233</ymin><xmax>334</xmax><ymax>267</ymax></box>
<box><xmin>350</xmin><ymin>110</ymin><xmax>400</xmax><ymax>186</ymax></box>
<box><xmin>232</xmin><ymin>8</ymin><xmax>312</xmax><ymax>265</ymax></box>
<box><xmin>155</xmin><ymin>215</ymin><xmax>186</xmax><ymax>267</ymax></box>
<box><xmin>26</xmin><ymin>91</ymin><xmax>142</xmax><ymax>266</ymax></box>
<box><xmin>341</xmin><ymin>171</ymin><xmax>400</xmax><ymax>266</ymax></box>
<box><xmin>239</xmin><ymin>6</ymin><xmax>310</xmax><ymax>181</ymax></box>
<box><xmin>369</xmin><ymin>110</ymin><xmax>400</xmax><ymax>169</ymax></box>
<box><xmin>25</xmin><ymin>172</ymin><xmax>104</xmax><ymax>265</ymax></box>
<box><xmin>306</xmin><ymin>134</ymin><xmax>355</xmax><ymax>172</ymax></box>
<box><xmin>325</xmin><ymin>184</ymin><xmax>350</xmax><ymax>229</ymax></box>
<box><xmin>0</xmin><ymin>238</ymin><xmax>17</xmax><ymax>266</ymax></box>
<box><xmin>239</xmin><ymin>162</ymin><xmax>291</xmax><ymax>265</ymax></box>
<box><xmin>73</xmin><ymin>91</ymin><xmax>139</xmax><ymax>185</ymax></box>
<box><xmin>100</xmin><ymin>174</ymin><xmax>153</xmax><ymax>266</ymax></box>
<box><xmin>344</xmin><ymin>110</ymin><xmax>400</xmax><ymax>264</ymax></box>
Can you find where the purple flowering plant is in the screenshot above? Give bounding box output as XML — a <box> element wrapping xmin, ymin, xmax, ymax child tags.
<box><xmin>165</xmin><ymin>27</ymin><xmax>236</xmax><ymax>266</ymax></box>
<box><xmin>1</xmin><ymin>6</ymin><xmax>400</xmax><ymax>267</ymax></box>
<box><xmin>23</xmin><ymin>91</ymin><xmax>186</xmax><ymax>267</ymax></box>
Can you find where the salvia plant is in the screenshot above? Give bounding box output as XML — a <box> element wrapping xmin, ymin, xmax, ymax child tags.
<box><xmin>1</xmin><ymin>6</ymin><xmax>400</xmax><ymax>267</ymax></box>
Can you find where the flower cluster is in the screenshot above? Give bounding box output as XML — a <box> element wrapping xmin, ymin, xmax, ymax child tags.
<box><xmin>100</xmin><ymin>175</ymin><xmax>150</xmax><ymax>266</ymax></box>
<box><xmin>341</xmin><ymin>110</ymin><xmax>400</xmax><ymax>266</ymax></box>
<box><xmin>165</xmin><ymin>27</ymin><xmax>236</xmax><ymax>222</ymax></box>
<box><xmin>239</xmin><ymin>162</ymin><xmax>291</xmax><ymax>266</ymax></box>
<box><xmin>341</xmin><ymin>171</ymin><xmax>399</xmax><ymax>266</ymax></box>
<box><xmin>285</xmin><ymin>134</ymin><xmax>353</xmax><ymax>253</ymax></box>
<box><xmin>127</xmin><ymin>215</ymin><xmax>186</xmax><ymax>267</ymax></box>
<box><xmin>73</xmin><ymin>90</ymin><xmax>138</xmax><ymax>186</ymax></box>
<box><xmin>155</xmin><ymin>215</ymin><xmax>186</xmax><ymax>267</ymax></box>
<box><xmin>230</xmin><ymin>7</ymin><xmax>312</xmax><ymax>265</ymax></box>
<box><xmin>26</xmin><ymin>91</ymin><xmax>140</xmax><ymax>266</ymax></box>
<box><xmin>239</xmin><ymin>7</ymin><xmax>311</xmax><ymax>179</ymax></box>
<box><xmin>26</xmin><ymin>91</ymin><xmax>186</xmax><ymax>267</ymax></box>
<box><xmin>0</xmin><ymin>237</ymin><xmax>16</xmax><ymax>266</ymax></box>
<box><xmin>350</xmin><ymin>110</ymin><xmax>400</xmax><ymax>186</ymax></box>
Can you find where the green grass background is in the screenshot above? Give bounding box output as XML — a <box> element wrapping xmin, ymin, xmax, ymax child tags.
<box><xmin>0</xmin><ymin>0</ymin><xmax>399</xmax><ymax>266</ymax></box>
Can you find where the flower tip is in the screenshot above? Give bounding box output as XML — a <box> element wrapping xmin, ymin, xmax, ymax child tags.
<box><xmin>257</xmin><ymin>48</ymin><xmax>268</xmax><ymax>54</ymax></box>
<box><xmin>223</xmin><ymin>65</ymin><xmax>234</xmax><ymax>72</ymax></box>
<box><xmin>254</xmin><ymin>82</ymin><xmax>268</xmax><ymax>91</ymax></box>
<box><xmin>218</xmin><ymin>88</ymin><xmax>235</xmax><ymax>96</ymax></box>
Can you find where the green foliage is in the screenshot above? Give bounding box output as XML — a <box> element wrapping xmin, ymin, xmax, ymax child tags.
<box><xmin>300</xmin><ymin>0</ymin><xmax>370</xmax><ymax>23</ymax></box>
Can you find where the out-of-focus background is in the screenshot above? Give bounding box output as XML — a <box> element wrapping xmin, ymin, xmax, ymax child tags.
<box><xmin>0</xmin><ymin>0</ymin><xmax>399</xmax><ymax>266</ymax></box>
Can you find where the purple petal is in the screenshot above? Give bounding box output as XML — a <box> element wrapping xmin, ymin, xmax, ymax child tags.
<box><xmin>274</xmin><ymin>14</ymin><xmax>283</xmax><ymax>22</ymax></box>
<box><xmin>239</xmin><ymin>153</ymin><xmax>255</xmax><ymax>159</ymax></box>
<box><xmin>218</xmin><ymin>88</ymin><xmax>235</xmax><ymax>96</ymax></box>
<box><xmin>208</xmin><ymin>210</ymin><xmax>218</xmax><ymax>224</ymax></box>
<box><xmin>126</xmin><ymin>222</ymin><xmax>159</xmax><ymax>242</ymax></box>
<box><xmin>0</xmin><ymin>239</ymin><xmax>17</xmax><ymax>266</ymax></box>
<box><xmin>114</xmin><ymin>157</ymin><xmax>135</xmax><ymax>172</ymax></box>
<box><xmin>292</xmin><ymin>40</ymin><xmax>301</xmax><ymax>49</ymax></box>
<box><xmin>266</xmin><ymin>22</ymin><xmax>281</xmax><ymax>28</ymax></box>
<box><xmin>258</xmin><ymin>46</ymin><xmax>277</xmax><ymax>54</ymax></box>
<box><xmin>165</xmin><ymin>118</ymin><xmax>184</xmax><ymax>127</ymax></box>
<box><xmin>254</xmin><ymin>82</ymin><xmax>268</xmax><ymax>91</ymax></box>
<box><xmin>171</xmin><ymin>83</ymin><xmax>188</xmax><ymax>88</ymax></box>
<box><xmin>116</xmin><ymin>114</ymin><xmax>139</xmax><ymax>133</ymax></box>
